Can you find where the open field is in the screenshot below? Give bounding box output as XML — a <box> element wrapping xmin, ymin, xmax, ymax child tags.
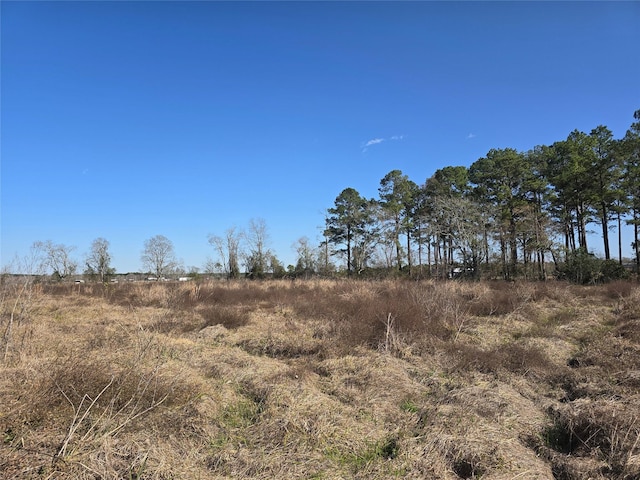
<box><xmin>1</xmin><ymin>279</ymin><xmax>639</xmax><ymax>479</ymax></box>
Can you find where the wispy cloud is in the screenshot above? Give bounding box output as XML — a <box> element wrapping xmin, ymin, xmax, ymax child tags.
<box><xmin>364</xmin><ymin>138</ymin><xmax>384</xmax><ymax>148</ymax></box>
<box><xmin>466</xmin><ymin>133</ymin><xmax>477</xmax><ymax>140</ymax></box>
<box><xmin>361</xmin><ymin>134</ymin><xmax>405</xmax><ymax>153</ymax></box>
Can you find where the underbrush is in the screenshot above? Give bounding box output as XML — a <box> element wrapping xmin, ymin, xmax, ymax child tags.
<box><xmin>2</xmin><ymin>278</ymin><xmax>639</xmax><ymax>478</ymax></box>
<box><xmin>1</xmin><ymin>327</ymin><xmax>191</xmax><ymax>478</ymax></box>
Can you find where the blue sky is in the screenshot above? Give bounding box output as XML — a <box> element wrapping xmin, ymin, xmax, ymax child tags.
<box><xmin>2</xmin><ymin>1</ymin><xmax>639</xmax><ymax>273</ymax></box>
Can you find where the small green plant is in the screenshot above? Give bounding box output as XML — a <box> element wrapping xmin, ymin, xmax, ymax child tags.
<box><xmin>400</xmin><ymin>399</ymin><xmax>419</xmax><ymax>413</ymax></box>
<box><xmin>3</xmin><ymin>428</ymin><xmax>16</xmax><ymax>444</ymax></box>
<box><xmin>221</xmin><ymin>399</ymin><xmax>261</xmax><ymax>428</ymax></box>
<box><xmin>324</xmin><ymin>437</ymin><xmax>399</xmax><ymax>472</ymax></box>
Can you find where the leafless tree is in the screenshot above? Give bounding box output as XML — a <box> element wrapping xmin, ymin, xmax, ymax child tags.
<box><xmin>244</xmin><ymin>218</ymin><xmax>270</xmax><ymax>278</ymax></box>
<box><xmin>292</xmin><ymin>236</ymin><xmax>316</xmax><ymax>277</ymax></box>
<box><xmin>208</xmin><ymin>227</ymin><xmax>242</xmax><ymax>279</ymax></box>
<box><xmin>85</xmin><ymin>237</ymin><xmax>114</xmax><ymax>283</ymax></box>
<box><xmin>34</xmin><ymin>240</ymin><xmax>77</xmax><ymax>281</ymax></box>
<box><xmin>141</xmin><ymin>235</ymin><xmax>177</xmax><ymax>279</ymax></box>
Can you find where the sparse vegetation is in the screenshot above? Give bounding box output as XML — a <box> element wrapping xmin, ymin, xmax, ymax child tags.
<box><xmin>1</xmin><ymin>278</ymin><xmax>639</xmax><ymax>478</ymax></box>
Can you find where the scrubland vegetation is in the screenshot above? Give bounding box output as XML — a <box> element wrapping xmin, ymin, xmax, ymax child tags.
<box><xmin>1</xmin><ymin>278</ymin><xmax>640</xmax><ymax>479</ymax></box>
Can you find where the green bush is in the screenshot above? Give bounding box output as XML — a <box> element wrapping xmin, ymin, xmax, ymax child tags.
<box><xmin>558</xmin><ymin>249</ymin><xmax>629</xmax><ymax>284</ymax></box>
<box><xmin>599</xmin><ymin>259</ymin><xmax>629</xmax><ymax>282</ymax></box>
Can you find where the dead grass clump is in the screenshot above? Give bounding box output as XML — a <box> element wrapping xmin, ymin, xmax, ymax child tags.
<box><xmin>568</xmin><ymin>332</ymin><xmax>640</xmax><ymax>381</ymax></box>
<box><xmin>1</xmin><ymin>341</ymin><xmax>191</xmax><ymax>477</ymax></box>
<box><xmin>445</xmin><ymin>341</ymin><xmax>554</xmax><ymax>378</ymax></box>
<box><xmin>614</xmin><ymin>319</ymin><xmax>640</xmax><ymax>344</ymax></box>
<box><xmin>498</xmin><ymin>342</ymin><xmax>556</xmax><ymax>377</ymax></box>
<box><xmin>604</xmin><ymin>280</ymin><xmax>636</xmax><ymax>300</ymax></box>
<box><xmin>40</xmin><ymin>283</ymin><xmax>75</xmax><ymax>296</ymax></box>
<box><xmin>615</xmin><ymin>285</ymin><xmax>640</xmax><ymax>318</ymax></box>
<box><xmin>447</xmin><ymin>443</ymin><xmax>488</xmax><ymax>479</ymax></box>
<box><xmin>530</xmin><ymin>280</ymin><xmax>564</xmax><ymax>302</ymax></box>
<box><xmin>548</xmin><ymin>307</ymin><xmax>581</xmax><ymax>326</ymax></box>
<box><xmin>18</xmin><ymin>355</ymin><xmax>186</xmax><ymax>427</ymax></box>
<box><xmin>466</xmin><ymin>281</ymin><xmax>534</xmax><ymax>317</ymax></box>
<box><xmin>278</xmin><ymin>280</ymin><xmax>343</xmax><ymax>320</ymax></box>
<box><xmin>293</xmin><ymin>281</ymin><xmax>440</xmax><ymax>353</ymax></box>
<box><xmin>1</xmin><ymin>285</ymin><xmax>40</xmax><ymax>364</ymax></box>
<box><xmin>199</xmin><ymin>304</ymin><xmax>250</xmax><ymax>330</ymax></box>
<box><xmin>603</xmin><ymin>285</ymin><xmax>640</xmax><ymax>345</ymax></box>
<box><xmin>235</xmin><ymin>361</ymin><xmax>408</xmax><ymax>477</ymax></box>
<box><xmin>410</xmin><ymin>282</ymin><xmax>470</xmax><ymax>341</ymax></box>
<box><xmin>104</xmin><ymin>282</ymin><xmax>165</xmax><ymax>309</ymax></box>
<box><xmin>301</xmin><ymin>280</ymin><xmax>559</xmax><ymax>354</ymax></box>
<box><xmin>515</xmin><ymin>307</ymin><xmax>580</xmax><ymax>341</ymax></box>
<box><xmin>101</xmin><ymin>283</ymin><xmax>136</xmax><ymax>307</ymax></box>
<box><xmin>420</xmin><ymin>412</ymin><xmax>516</xmax><ymax>479</ymax></box>
<box><xmin>195</xmin><ymin>280</ymin><xmax>276</xmax><ymax>307</ymax></box>
<box><xmin>237</xmin><ymin>333</ymin><xmax>322</xmax><ymax>359</ymax></box>
<box><xmin>149</xmin><ymin>311</ymin><xmax>198</xmax><ymax>333</ymax></box>
<box><xmin>541</xmin><ymin>400</ymin><xmax>640</xmax><ymax>479</ymax></box>
<box><xmin>163</xmin><ymin>282</ymin><xmax>199</xmax><ymax>310</ymax></box>
<box><xmin>232</xmin><ymin>311</ymin><xmax>324</xmax><ymax>360</ymax></box>
<box><xmin>314</xmin><ymin>351</ymin><xmax>429</xmax><ymax>414</ymax></box>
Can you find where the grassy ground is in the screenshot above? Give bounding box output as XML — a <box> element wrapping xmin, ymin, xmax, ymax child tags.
<box><xmin>1</xmin><ymin>278</ymin><xmax>639</xmax><ymax>479</ymax></box>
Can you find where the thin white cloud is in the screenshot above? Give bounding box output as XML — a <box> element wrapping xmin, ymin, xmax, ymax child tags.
<box><xmin>364</xmin><ymin>138</ymin><xmax>385</xmax><ymax>147</ymax></box>
<box><xmin>466</xmin><ymin>133</ymin><xmax>477</xmax><ymax>140</ymax></box>
<box><xmin>361</xmin><ymin>135</ymin><xmax>405</xmax><ymax>153</ymax></box>
<box><xmin>361</xmin><ymin>138</ymin><xmax>384</xmax><ymax>153</ymax></box>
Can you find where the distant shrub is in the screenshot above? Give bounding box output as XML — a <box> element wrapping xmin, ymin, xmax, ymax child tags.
<box><xmin>599</xmin><ymin>260</ymin><xmax>630</xmax><ymax>282</ymax></box>
<box><xmin>558</xmin><ymin>249</ymin><xmax>629</xmax><ymax>284</ymax></box>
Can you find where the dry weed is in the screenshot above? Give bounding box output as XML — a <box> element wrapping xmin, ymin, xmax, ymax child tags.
<box><xmin>2</xmin><ymin>278</ymin><xmax>639</xmax><ymax>478</ymax></box>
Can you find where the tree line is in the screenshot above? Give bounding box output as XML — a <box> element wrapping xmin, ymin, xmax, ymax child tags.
<box><xmin>323</xmin><ymin>109</ymin><xmax>640</xmax><ymax>280</ymax></box>
<box><xmin>8</xmin><ymin>218</ymin><xmax>317</xmax><ymax>282</ymax></box>
<box><xmin>6</xmin><ymin>109</ymin><xmax>638</xmax><ymax>283</ymax></box>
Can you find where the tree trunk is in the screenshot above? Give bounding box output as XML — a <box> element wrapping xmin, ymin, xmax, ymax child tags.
<box><xmin>509</xmin><ymin>206</ymin><xmax>518</xmax><ymax>271</ymax></box>
<box><xmin>435</xmin><ymin>235</ymin><xmax>441</xmax><ymax>279</ymax></box>
<box><xmin>499</xmin><ymin>231</ymin><xmax>508</xmax><ymax>280</ymax></box>
<box><xmin>406</xmin><ymin>228</ymin><xmax>412</xmax><ymax>276</ymax></box>
<box><xmin>483</xmin><ymin>226</ymin><xmax>489</xmax><ymax>268</ymax></box>
<box><xmin>566</xmin><ymin>212</ymin><xmax>574</xmax><ymax>254</ymax></box>
<box><xmin>635</xmin><ymin>210</ymin><xmax>640</xmax><ymax>272</ymax></box>
<box><xmin>395</xmin><ymin>217</ymin><xmax>402</xmax><ymax>271</ymax></box>
<box><xmin>601</xmin><ymin>203</ymin><xmax>610</xmax><ymax>260</ymax></box>
<box><xmin>417</xmin><ymin>224</ymin><xmax>423</xmax><ymax>277</ymax></box>
<box><xmin>346</xmin><ymin>224</ymin><xmax>352</xmax><ymax>275</ymax></box>
<box><xmin>577</xmin><ymin>203</ymin><xmax>588</xmax><ymax>251</ymax></box>
<box><xmin>427</xmin><ymin>235</ymin><xmax>432</xmax><ymax>277</ymax></box>
<box><xmin>617</xmin><ymin>211</ymin><xmax>622</xmax><ymax>265</ymax></box>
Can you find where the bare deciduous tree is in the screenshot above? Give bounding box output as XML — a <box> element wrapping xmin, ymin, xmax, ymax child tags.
<box><xmin>141</xmin><ymin>235</ymin><xmax>177</xmax><ymax>279</ymax></box>
<box><xmin>85</xmin><ymin>237</ymin><xmax>114</xmax><ymax>283</ymax></box>
<box><xmin>34</xmin><ymin>240</ymin><xmax>78</xmax><ymax>281</ymax></box>
<box><xmin>293</xmin><ymin>236</ymin><xmax>316</xmax><ymax>277</ymax></box>
<box><xmin>244</xmin><ymin>218</ymin><xmax>270</xmax><ymax>279</ymax></box>
<box><xmin>208</xmin><ymin>227</ymin><xmax>242</xmax><ymax>279</ymax></box>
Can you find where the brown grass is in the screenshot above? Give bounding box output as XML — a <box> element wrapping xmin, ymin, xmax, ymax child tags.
<box><xmin>1</xmin><ymin>278</ymin><xmax>639</xmax><ymax>478</ymax></box>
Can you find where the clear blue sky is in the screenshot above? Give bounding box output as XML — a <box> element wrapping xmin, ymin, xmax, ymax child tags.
<box><xmin>2</xmin><ymin>1</ymin><xmax>639</xmax><ymax>273</ymax></box>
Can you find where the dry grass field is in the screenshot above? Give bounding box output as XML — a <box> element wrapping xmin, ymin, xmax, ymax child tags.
<box><xmin>1</xmin><ymin>278</ymin><xmax>639</xmax><ymax>479</ymax></box>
